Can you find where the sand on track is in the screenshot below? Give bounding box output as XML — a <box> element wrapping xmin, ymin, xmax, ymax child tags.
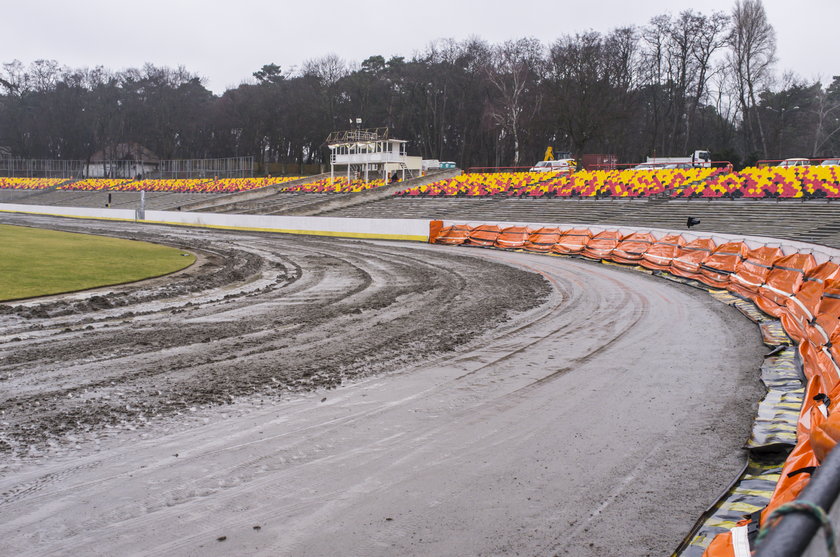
<box><xmin>0</xmin><ymin>214</ymin><xmax>764</xmax><ymax>556</ymax></box>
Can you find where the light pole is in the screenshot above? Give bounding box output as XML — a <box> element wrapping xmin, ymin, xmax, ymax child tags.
<box><xmin>766</xmin><ymin>105</ymin><xmax>800</xmax><ymax>159</ymax></box>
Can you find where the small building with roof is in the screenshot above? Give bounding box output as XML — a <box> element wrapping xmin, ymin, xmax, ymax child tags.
<box><xmin>85</xmin><ymin>142</ymin><xmax>160</xmax><ymax>178</ymax></box>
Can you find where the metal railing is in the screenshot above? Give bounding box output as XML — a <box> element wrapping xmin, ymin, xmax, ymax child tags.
<box><xmin>465</xmin><ymin>165</ymin><xmax>572</xmax><ymax>173</ymax></box>
<box><xmin>589</xmin><ymin>161</ymin><xmax>734</xmax><ymax>170</ymax></box>
<box><xmin>754</xmin><ymin>443</ymin><xmax>840</xmax><ymax>556</ymax></box>
<box><xmin>757</xmin><ymin>158</ymin><xmax>839</xmax><ymax>168</ymax></box>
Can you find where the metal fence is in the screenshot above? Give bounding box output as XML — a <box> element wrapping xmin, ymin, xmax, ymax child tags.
<box><xmin>0</xmin><ymin>158</ymin><xmax>85</xmax><ymax>177</ymax></box>
<box><xmin>155</xmin><ymin>156</ymin><xmax>254</xmax><ymax>178</ymax></box>
<box><xmin>0</xmin><ymin>156</ymin><xmax>254</xmax><ymax>179</ymax></box>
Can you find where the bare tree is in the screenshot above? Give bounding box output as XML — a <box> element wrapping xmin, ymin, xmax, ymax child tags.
<box><xmin>484</xmin><ymin>38</ymin><xmax>544</xmax><ymax>166</ymax></box>
<box><xmin>728</xmin><ymin>0</ymin><xmax>776</xmax><ymax>158</ymax></box>
<box><xmin>812</xmin><ymin>77</ymin><xmax>840</xmax><ymax>157</ymax></box>
<box><xmin>302</xmin><ymin>54</ymin><xmax>347</xmax><ymax>88</ymax></box>
<box><xmin>684</xmin><ymin>11</ymin><xmax>730</xmax><ymax>151</ymax></box>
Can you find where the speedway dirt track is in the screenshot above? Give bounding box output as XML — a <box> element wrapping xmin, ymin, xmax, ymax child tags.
<box><xmin>0</xmin><ymin>214</ymin><xmax>764</xmax><ymax>556</ymax></box>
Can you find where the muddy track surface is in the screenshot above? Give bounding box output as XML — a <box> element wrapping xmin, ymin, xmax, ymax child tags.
<box><xmin>0</xmin><ymin>214</ymin><xmax>549</xmax><ymax>457</ymax></box>
<box><xmin>0</xmin><ymin>214</ymin><xmax>765</xmax><ymax>556</ymax></box>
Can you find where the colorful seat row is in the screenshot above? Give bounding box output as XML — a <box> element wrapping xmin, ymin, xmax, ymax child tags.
<box><xmin>282</xmin><ymin>177</ymin><xmax>386</xmax><ymax>193</ymax></box>
<box><xmin>0</xmin><ymin>176</ymin><xmax>305</xmax><ymax>194</ymax></box>
<box><xmin>676</xmin><ymin>166</ymin><xmax>840</xmax><ymax>199</ymax></box>
<box><xmin>397</xmin><ymin>172</ymin><xmax>563</xmax><ymax>197</ymax></box>
<box><xmin>397</xmin><ymin>166</ymin><xmax>840</xmax><ymax>199</ymax></box>
<box><xmin>0</xmin><ymin>177</ymin><xmax>67</xmax><ymax>190</ymax></box>
<box><xmin>397</xmin><ymin>169</ymin><xmax>719</xmax><ymax>198</ymax></box>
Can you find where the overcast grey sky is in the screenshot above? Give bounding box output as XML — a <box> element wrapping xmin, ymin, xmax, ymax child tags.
<box><xmin>4</xmin><ymin>0</ymin><xmax>837</xmax><ymax>93</ymax></box>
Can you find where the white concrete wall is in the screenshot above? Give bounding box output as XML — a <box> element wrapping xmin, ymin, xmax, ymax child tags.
<box><xmin>0</xmin><ymin>203</ymin><xmax>431</xmax><ymax>242</ymax></box>
<box><xmin>0</xmin><ymin>203</ymin><xmax>137</xmax><ymax>221</ymax></box>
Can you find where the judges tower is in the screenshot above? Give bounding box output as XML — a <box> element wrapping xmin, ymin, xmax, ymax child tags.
<box><xmin>325</xmin><ymin>127</ymin><xmax>411</xmax><ymax>184</ymax></box>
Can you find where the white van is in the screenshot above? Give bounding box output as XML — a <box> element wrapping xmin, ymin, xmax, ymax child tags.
<box><xmin>530</xmin><ymin>159</ymin><xmax>575</xmax><ymax>173</ymax></box>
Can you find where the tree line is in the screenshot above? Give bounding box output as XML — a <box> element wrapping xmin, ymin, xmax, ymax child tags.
<box><xmin>0</xmin><ymin>0</ymin><xmax>837</xmax><ymax>170</ymax></box>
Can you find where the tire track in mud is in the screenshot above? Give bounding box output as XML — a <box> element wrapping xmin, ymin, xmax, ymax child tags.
<box><xmin>0</xmin><ymin>223</ymin><xmax>766</xmax><ymax>557</ymax></box>
<box><xmin>0</xmin><ymin>214</ymin><xmax>551</xmax><ymax>458</ymax></box>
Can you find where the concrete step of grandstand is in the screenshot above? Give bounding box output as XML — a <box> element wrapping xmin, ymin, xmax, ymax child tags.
<box><xmin>208</xmin><ymin>169</ymin><xmax>461</xmax><ymax>216</ymax></box>
<box><xmin>319</xmin><ymin>197</ymin><xmax>840</xmax><ymax>249</ymax></box>
<box><xmin>0</xmin><ymin>177</ymin><xmax>78</xmax><ymax>203</ymax></box>
<box><xmin>183</xmin><ymin>174</ymin><xmax>331</xmax><ymax>213</ymax></box>
<box><xmin>281</xmin><ymin>169</ymin><xmax>461</xmax><ymax>217</ymax></box>
<box><xmin>0</xmin><ymin>189</ymin><xmax>227</xmax><ymax>211</ymax></box>
<box><xmin>205</xmin><ymin>192</ymin><xmax>336</xmax><ymax>215</ymax></box>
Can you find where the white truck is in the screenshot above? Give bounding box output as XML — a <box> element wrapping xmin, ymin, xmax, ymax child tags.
<box><xmin>642</xmin><ymin>150</ymin><xmax>711</xmax><ymax>169</ymax></box>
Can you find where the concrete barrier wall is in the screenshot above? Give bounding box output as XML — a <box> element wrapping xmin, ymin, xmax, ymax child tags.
<box><xmin>0</xmin><ymin>203</ymin><xmax>431</xmax><ymax>242</ymax></box>
<box><xmin>0</xmin><ymin>203</ymin><xmax>137</xmax><ymax>222</ymax></box>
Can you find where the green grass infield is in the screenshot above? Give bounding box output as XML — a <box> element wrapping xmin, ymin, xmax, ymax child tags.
<box><xmin>0</xmin><ymin>224</ymin><xmax>196</xmax><ymax>301</ymax></box>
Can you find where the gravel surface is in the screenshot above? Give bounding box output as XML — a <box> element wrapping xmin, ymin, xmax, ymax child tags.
<box><xmin>0</xmin><ymin>213</ymin><xmax>765</xmax><ymax>556</ymax></box>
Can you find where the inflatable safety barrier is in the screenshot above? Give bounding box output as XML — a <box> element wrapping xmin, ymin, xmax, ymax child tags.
<box><xmin>729</xmin><ymin>246</ymin><xmax>784</xmax><ymax>300</ymax></box>
<box><xmin>552</xmin><ymin>228</ymin><xmax>592</xmax><ymax>255</ymax></box>
<box><xmin>671</xmin><ymin>238</ymin><xmax>717</xmax><ymax>281</ymax></box>
<box><xmin>582</xmin><ymin>229</ymin><xmax>623</xmax><ymax>260</ymax></box>
<box><xmin>698</xmin><ymin>241</ymin><xmax>749</xmax><ymax>289</ymax></box>
<box><xmin>640</xmin><ymin>233</ymin><xmax>686</xmax><ymax>271</ymax></box>
<box><xmin>465</xmin><ymin>224</ymin><xmax>502</xmax><ymax>247</ymax></box>
<box><xmin>523</xmin><ymin>227</ymin><xmax>563</xmax><ymax>253</ymax></box>
<box><xmin>612</xmin><ymin>232</ymin><xmax>656</xmax><ymax>265</ymax></box>
<box><xmin>430</xmin><ymin>220</ymin><xmax>840</xmax><ymax>556</ymax></box>
<box><xmin>495</xmin><ymin>225</ymin><xmax>532</xmax><ymax>249</ymax></box>
<box><xmin>435</xmin><ymin>223</ymin><xmax>472</xmax><ymax>245</ymax></box>
<box><xmin>754</xmin><ymin>252</ymin><xmax>817</xmax><ymax>317</ymax></box>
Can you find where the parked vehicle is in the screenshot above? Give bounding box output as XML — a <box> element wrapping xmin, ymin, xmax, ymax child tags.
<box><xmin>821</xmin><ymin>158</ymin><xmax>840</xmax><ymax>166</ymax></box>
<box><xmin>777</xmin><ymin>158</ymin><xmax>810</xmax><ymax>167</ymax></box>
<box><xmin>530</xmin><ymin>159</ymin><xmax>575</xmax><ymax>173</ymax></box>
<box><xmin>646</xmin><ymin>150</ymin><xmax>711</xmax><ymax>168</ymax></box>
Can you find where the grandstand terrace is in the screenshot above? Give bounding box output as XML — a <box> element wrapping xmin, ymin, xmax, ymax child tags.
<box><xmin>283</xmin><ymin>177</ymin><xmax>387</xmax><ymax>193</ymax></box>
<box><xmin>396</xmin><ymin>168</ymin><xmax>720</xmax><ymax>198</ymax></box>
<box><xmin>394</xmin><ymin>166</ymin><xmax>840</xmax><ymax>199</ymax></box>
<box><xmin>0</xmin><ymin>173</ymin><xmax>417</xmax><ymax>213</ymax></box>
<box><xmin>0</xmin><ymin>177</ymin><xmax>67</xmax><ymax>190</ymax></box>
<box><xmin>4</xmin><ymin>166</ymin><xmax>840</xmax><ymax>247</ymax></box>
<box><xmin>0</xmin><ymin>175</ymin><xmax>310</xmax><ymax>210</ymax></box>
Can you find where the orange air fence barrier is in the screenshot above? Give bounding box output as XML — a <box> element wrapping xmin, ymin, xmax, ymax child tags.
<box><xmin>495</xmin><ymin>226</ymin><xmax>532</xmax><ymax>249</ymax></box>
<box><xmin>435</xmin><ymin>224</ymin><xmax>473</xmax><ymax>245</ymax></box>
<box><xmin>552</xmin><ymin>228</ymin><xmax>592</xmax><ymax>255</ymax></box>
<box><xmin>428</xmin><ymin>220</ymin><xmax>444</xmax><ymax>244</ymax></box>
<box><xmin>702</xmin><ymin>524</ymin><xmax>751</xmax><ymax>557</ymax></box>
<box><xmin>524</xmin><ymin>227</ymin><xmax>564</xmax><ymax>253</ymax></box>
<box><xmin>803</xmin><ymin>279</ymin><xmax>840</xmax><ymax>349</ymax></box>
<box><xmin>780</xmin><ymin>261</ymin><xmax>840</xmax><ymax>343</ymax></box>
<box><xmin>640</xmin><ymin>233</ymin><xmax>686</xmax><ymax>271</ymax></box>
<box><xmin>729</xmin><ymin>245</ymin><xmax>785</xmax><ymax>300</ymax></box>
<box><xmin>754</xmin><ymin>253</ymin><xmax>817</xmax><ymax>317</ymax></box>
<box><xmin>612</xmin><ymin>232</ymin><xmax>656</xmax><ymax>265</ymax></box>
<box><xmin>812</xmin><ymin>405</ymin><xmax>840</xmax><ymax>462</ymax></box>
<box><xmin>465</xmin><ymin>224</ymin><xmax>501</xmax><ymax>247</ymax></box>
<box><xmin>582</xmin><ymin>229</ymin><xmax>623</xmax><ymax>260</ymax></box>
<box><xmin>671</xmin><ymin>238</ymin><xmax>717</xmax><ymax>280</ymax></box>
<box><xmin>698</xmin><ymin>241</ymin><xmax>749</xmax><ymax>289</ymax></box>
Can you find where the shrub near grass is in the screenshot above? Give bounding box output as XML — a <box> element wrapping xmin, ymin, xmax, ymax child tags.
<box><xmin>0</xmin><ymin>224</ymin><xmax>195</xmax><ymax>301</ymax></box>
